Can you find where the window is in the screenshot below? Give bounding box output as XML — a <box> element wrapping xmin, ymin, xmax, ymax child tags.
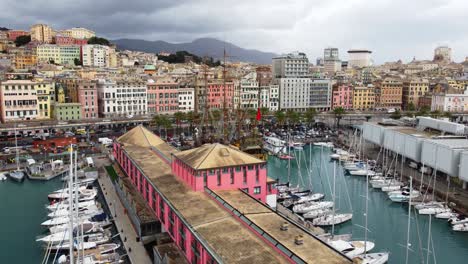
<box><xmin>230</xmin><ymin>171</ymin><xmax>234</xmax><ymax>184</ymax></box>
<box><xmin>217</xmin><ymin>172</ymin><xmax>221</xmax><ymax>186</ymax></box>
<box><xmin>248</xmin><ymin>165</ymin><xmax>254</xmax><ymax>171</ymax></box>
<box><xmin>203</xmin><ymin>172</ymin><xmax>207</xmax><ymax>187</ymax></box>
<box><xmin>254</xmin><ymin>187</ymin><xmax>261</xmax><ymax>194</ymax></box>
<box><xmin>243</xmin><ymin>170</ymin><xmax>247</xmax><ymax>184</ymax></box>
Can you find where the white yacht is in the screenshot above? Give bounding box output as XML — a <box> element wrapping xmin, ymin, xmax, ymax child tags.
<box><xmin>329</xmin><ymin>240</ymin><xmax>375</xmax><ymax>258</ymax></box>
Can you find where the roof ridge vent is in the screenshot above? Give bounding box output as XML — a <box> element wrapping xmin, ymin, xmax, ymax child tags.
<box><xmin>220</xmin><ymin>147</ymin><xmax>230</xmax><ymax>157</ymax></box>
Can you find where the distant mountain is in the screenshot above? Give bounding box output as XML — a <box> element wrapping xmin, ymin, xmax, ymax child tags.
<box><xmin>112</xmin><ymin>37</ymin><xmax>277</xmax><ymax>64</ymax></box>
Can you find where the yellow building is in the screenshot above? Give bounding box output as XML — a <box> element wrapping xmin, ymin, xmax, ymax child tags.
<box><xmin>14</xmin><ymin>54</ymin><xmax>37</xmax><ymax>69</ymax></box>
<box><xmin>61</xmin><ymin>27</ymin><xmax>95</xmax><ymax>39</ymax></box>
<box><xmin>36</xmin><ymin>81</ymin><xmax>55</xmax><ymax>119</ymax></box>
<box><xmin>402</xmin><ymin>78</ymin><xmax>429</xmax><ymax>109</ymax></box>
<box><xmin>30</xmin><ymin>24</ymin><xmax>54</xmax><ymax>43</ymax></box>
<box><xmin>353</xmin><ymin>85</ymin><xmax>375</xmax><ymax>110</ymax></box>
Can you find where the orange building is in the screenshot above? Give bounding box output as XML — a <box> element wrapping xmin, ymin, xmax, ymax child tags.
<box><xmin>14</xmin><ymin>54</ymin><xmax>37</xmax><ymax>69</ymax></box>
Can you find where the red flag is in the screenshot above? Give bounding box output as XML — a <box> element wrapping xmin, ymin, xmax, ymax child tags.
<box><xmin>256</xmin><ymin>107</ymin><xmax>262</xmax><ymax>121</ymax></box>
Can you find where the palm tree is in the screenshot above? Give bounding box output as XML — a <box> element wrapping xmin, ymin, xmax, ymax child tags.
<box><xmin>274</xmin><ymin>110</ymin><xmax>286</xmax><ymax>127</ymax></box>
<box><xmin>333</xmin><ymin>107</ymin><xmax>346</xmax><ymax>128</ymax></box>
<box><xmin>304</xmin><ymin>108</ymin><xmax>317</xmax><ymax>127</ymax></box>
<box><xmin>390</xmin><ymin>110</ymin><xmax>402</xmax><ymax>120</ymax></box>
<box><xmin>286</xmin><ymin>110</ymin><xmax>300</xmax><ymax>128</ymax></box>
<box><xmin>260</xmin><ymin>107</ymin><xmax>269</xmax><ymax>117</ymax></box>
<box><xmin>173</xmin><ymin>111</ymin><xmax>185</xmax><ymax>137</ymax></box>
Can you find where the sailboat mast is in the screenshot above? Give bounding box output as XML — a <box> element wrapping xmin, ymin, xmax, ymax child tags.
<box><xmin>364</xmin><ymin>162</ymin><xmax>369</xmax><ymax>257</ymax></box>
<box><xmin>420</xmin><ymin>163</ymin><xmax>424</xmax><ymax>193</ymax></box>
<box><xmin>68</xmin><ymin>146</ymin><xmax>74</xmax><ymax>264</ymax></box>
<box><xmin>405</xmin><ymin>176</ymin><xmax>413</xmax><ymax>264</ymax></box>
<box><xmin>74</xmin><ymin>150</ymin><xmax>80</xmax><ymax>263</ymax></box>
<box><xmin>287</xmin><ymin>133</ymin><xmax>291</xmax><ymax>183</ymax></box>
<box><xmin>14</xmin><ymin>124</ymin><xmax>19</xmax><ymax>171</ymax></box>
<box><xmin>426</xmin><ymin>171</ymin><xmax>436</xmax><ymax>264</ymax></box>
<box><xmin>331</xmin><ymin>161</ymin><xmax>336</xmax><ymax>237</ymax></box>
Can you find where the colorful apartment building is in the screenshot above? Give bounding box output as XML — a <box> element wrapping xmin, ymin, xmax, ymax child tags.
<box><xmin>53</xmin><ymin>102</ymin><xmax>82</xmax><ymax>121</ymax></box>
<box><xmin>353</xmin><ymin>85</ymin><xmax>375</xmax><ymax>110</ymax></box>
<box><xmin>14</xmin><ymin>54</ymin><xmax>37</xmax><ymax>69</ymax></box>
<box><xmin>0</xmin><ymin>80</ymin><xmax>39</xmax><ymax>122</ymax></box>
<box><xmin>147</xmin><ymin>77</ymin><xmax>179</xmax><ymax>114</ymax></box>
<box><xmin>7</xmin><ymin>30</ymin><xmax>28</xmax><ymax>41</ymax></box>
<box><xmin>402</xmin><ymin>78</ymin><xmax>429</xmax><ymax>110</ymax></box>
<box><xmin>77</xmin><ymin>81</ymin><xmax>98</xmax><ymax>119</ymax></box>
<box><xmin>207</xmin><ymin>82</ymin><xmax>234</xmax><ymax>109</ymax></box>
<box><xmin>36</xmin><ymin>44</ymin><xmax>81</xmax><ymax>65</ymax></box>
<box><xmin>332</xmin><ymin>84</ymin><xmax>353</xmax><ymax>109</ymax></box>
<box><xmin>113</xmin><ymin>126</ymin><xmax>349</xmax><ymax>264</ymax></box>
<box><xmin>374</xmin><ymin>78</ymin><xmax>402</xmax><ymax>109</ymax></box>
<box><xmin>30</xmin><ymin>24</ymin><xmax>54</xmax><ymax>43</ymax></box>
<box><xmin>36</xmin><ymin>81</ymin><xmax>54</xmax><ymax>119</ymax></box>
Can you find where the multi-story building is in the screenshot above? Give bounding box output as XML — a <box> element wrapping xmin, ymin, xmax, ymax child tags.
<box><xmin>63</xmin><ymin>27</ymin><xmax>95</xmax><ymax>39</ymax></box>
<box><xmin>272</xmin><ymin>52</ymin><xmax>309</xmax><ymax>79</ymax></box>
<box><xmin>375</xmin><ymin>78</ymin><xmax>402</xmax><ymax>109</ymax></box>
<box><xmin>30</xmin><ymin>24</ymin><xmax>54</xmax><ymax>43</ymax></box>
<box><xmin>434</xmin><ymin>46</ymin><xmax>452</xmax><ymax>64</ymax></box>
<box><xmin>77</xmin><ymin>80</ymin><xmax>98</xmax><ymax>119</ymax></box>
<box><xmin>268</xmin><ymin>84</ymin><xmax>279</xmax><ymax>111</ymax></box>
<box><xmin>240</xmin><ymin>72</ymin><xmax>259</xmax><ymax>109</ymax></box>
<box><xmin>81</xmin><ymin>44</ymin><xmax>114</xmax><ymax>67</ymax></box>
<box><xmin>206</xmin><ymin>81</ymin><xmax>234</xmax><ymax>110</ymax></box>
<box><xmin>323</xmin><ymin>48</ymin><xmax>341</xmax><ymax>74</ymax></box>
<box><xmin>402</xmin><ymin>78</ymin><xmax>429</xmax><ymax>110</ymax></box>
<box><xmin>36</xmin><ymin>81</ymin><xmax>54</xmax><ymax>119</ymax></box>
<box><xmin>0</xmin><ymin>80</ymin><xmax>39</xmax><ymax>122</ymax></box>
<box><xmin>54</xmin><ymin>35</ymin><xmax>87</xmax><ymax>46</ymax></box>
<box><xmin>147</xmin><ymin>77</ymin><xmax>179</xmax><ymax>115</ymax></box>
<box><xmin>36</xmin><ymin>45</ymin><xmax>81</xmax><ymax>65</ymax></box>
<box><xmin>310</xmin><ymin>79</ymin><xmax>332</xmax><ymax>111</ymax></box>
<box><xmin>332</xmin><ymin>84</ymin><xmax>353</xmax><ymax>110</ymax></box>
<box><xmin>347</xmin><ymin>50</ymin><xmax>372</xmax><ymax>68</ymax></box>
<box><xmin>432</xmin><ymin>89</ymin><xmax>468</xmax><ymax>112</ymax></box>
<box><xmin>178</xmin><ymin>88</ymin><xmax>195</xmax><ymax>112</ymax></box>
<box><xmin>113</xmin><ymin>126</ymin><xmax>349</xmax><ymax>264</ymax></box>
<box><xmin>53</xmin><ymin>102</ymin><xmax>82</xmax><ymax>121</ymax></box>
<box><xmin>353</xmin><ymin>85</ymin><xmax>375</xmax><ymax>110</ymax></box>
<box><xmin>14</xmin><ymin>53</ymin><xmax>37</xmax><ymax>69</ymax></box>
<box><xmin>97</xmin><ymin>79</ymin><xmax>147</xmax><ymax>118</ymax></box>
<box><xmin>7</xmin><ymin>30</ymin><xmax>28</xmax><ymax>41</ymax></box>
<box><xmin>279</xmin><ymin>78</ymin><xmax>311</xmax><ymax>111</ymax></box>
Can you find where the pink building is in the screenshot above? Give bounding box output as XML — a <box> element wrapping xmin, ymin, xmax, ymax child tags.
<box><xmin>147</xmin><ymin>77</ymin><xmax>179</xmax><ymax>114</ymax></box>
<box><xmin>207</xmin><ymin>82</ymin><xmax>234</xmax><ymax>109</ymax></box>
<box><xmin>77</xmin><ymin>81</ymin><xmax>98</xmax><ymax>119</ymax></box>
<box><xmin>0</xmin><ymin>80</ymin><xmax>38</xmax><ymax>122</ymax></box>
<box><xmin>7</xmin><ymin>30</ymin><xmax>28</xmax><ymax>41</ymax></box>
<box><xmin>55</xmin><ymin>35</ymin><xmax>75</xmax><ymax>45</ymax></box>
<box><xmin>112</xmin><ymin>126</ymin><xmax>347</xmax><ymax>264</ymax></box>
<box><xmin>332</xmin><ymin>84</ymin><xmax>353</xmax><ymax>109</ymax></box>
<box><xmin>73</xmin><ymin>38</ymin><xmax>88</xmax><ymax>46</ymax></box>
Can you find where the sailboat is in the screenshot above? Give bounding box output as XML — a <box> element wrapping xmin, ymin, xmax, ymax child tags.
<box><xmin>7</xmin><ymin>125</ymin><xmax>25</xmax><ymax>182</ymax></box>
<box><xmin>329</xmin><ymin>240</ymin><xmax>375</xmax><ymax>258</ymax></box>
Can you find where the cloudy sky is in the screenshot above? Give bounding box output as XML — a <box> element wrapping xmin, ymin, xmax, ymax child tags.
<box><xmin>1</xmin><ymin>0</ymin><xmax>467</xmax><ymax>63</ymax></box>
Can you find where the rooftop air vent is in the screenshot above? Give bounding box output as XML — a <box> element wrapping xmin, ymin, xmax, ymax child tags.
<box><xmin>280</xmin><ymin>222</ymin><xmax>289</xmax><ymax>231</ymax></box>
<box><xmin>220</xmin><ymin>148</ymin><xmax>230</xmax><ymax>157</ymax></box>
<box><xmin>295</xmin><ymin>235</ymin><xmax>304</xmax><ymax>245</ymax></box>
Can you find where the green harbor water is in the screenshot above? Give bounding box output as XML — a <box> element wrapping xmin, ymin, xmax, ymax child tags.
<box><xmin>268</xmin><ymin>145</ymin><xmax>468</xmax><ymax>264</ymax></box>
<box><xmin>0</xmin><ymin>177</ymin><xmax>64</xmax><ymax>263</ymax></box>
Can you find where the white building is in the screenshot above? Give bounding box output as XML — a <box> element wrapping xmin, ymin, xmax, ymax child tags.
<box><xmin>82</xmin><ymin>45</ymin><xmax>114</xmax><ymax>67</ymax></box>
<box><xmin>67</xmin><ymin>27</ymin><xmax>95</xmax><ymax>39</ymax></box>
<box><xmin>240</xmin><ymin>72</ymin><xmax>259</xmax><ymax>109</ymax></box>
<box><xmin>347</xmin><ymin>50</ymin><xmax>372</xmax><ymax>68</ymax></box>
<box><xmin>268</xmin><ymin>84</ymin><xmax>279</xmax><ymax>111</ymax></box>
<box><xmin>432</xmin><ymin>90</ymin><xmax>468</xmax><ymax>112</ymax></box>
<box><xmin>434</xmin><ymin>46</ymin><xmax>452</xmax><ymax>63</ymax></box>
<box><xmin>272</xmin><ymin>52</ymin><xmax>309</xmax><ymax>79</ymax></box>
<box><xmin>178</xmin><ymin>88</ymin><xmax>195</xmax><ymax>112</ymax></box>
<box><xmin>310</xmin><ymin>79</ymin><xmax>332</xmax><ymax>111</ymax></box>
<box><xmin>279</xmin><ymin>78</ymin><xmax>312</xmax><ymax>111</ymax></box>
<box><xmin>97</xmin><ymin>79</ymin><xmax>147</xmax><ymax>118</ymax></box>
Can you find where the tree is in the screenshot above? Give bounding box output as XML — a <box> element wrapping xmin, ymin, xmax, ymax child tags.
<box><xmin>407</xmin><ymin>102</ymin><xmax>416</xmax><ymax>111</ymax></box>
<box><xmin>260</xmin><ymin>107</ymin><xmax>269</xmax><ymax>117</ymax></box>
<box><xmin>274</xmin><ymin>110</ymin><xmax>286</xmax><ymax>126</ymax></box>
<box><xmin>443</xmin><ymin>111</ymin><xmax>453</xmax><ymax>119</ymax></box>
<box><xmin>87</xmin><ymin>36</ymin><xmax>111</xmax><ymax>46</ymax></box>
<box><xmin>247</xmin><ymin>109</ymin><xmax>257</xmax><ymax>120</ymax></box>
<box><xmin>73</xmin><ymin>58</ymin><xmax>82</xmax><ymax>66</ymax></box>
<box><xmin>390</xmin><ymin>109</ymin><xmax>402</xmax><ymax>120</ymax></box>
<box><xmin>430</xmin><ymin>110</ymin><xmax>441</xmax><ymax>119</ymax></box>
<box><xmin>15</xmin><ymin>35</ymin><xmax>31</xmax><ymax>47</ymax></box>
<box><xmin>286</xmin><ymin>110</ymin><xmax>300</xmax><ymax>127</ymax></box>
<box><xmin>304</xmin><ymin>108</ymin><xmax>317</xmax><ymax>126</ymax></box>
<box><xmin>365</xmin><ymin>115</ymin><xmax>372</xmax><ymax>122</ymax></box>
<box><xmin>416</xmin><ymin>106</ymin><xmax>430</xmax><ymax>117</ymax></box>
<box><xmin>153</xmin><ymin>115</ymin><xmax>172</xmax><ymax>139</ymax></box>
<box><xmin>333</xmin><ymin>107</ymin><xmax>346</xmax><ymax>128</ymax></box>
<box><xmin>173</xmin><ymin>111</ymin><xmax>186</xmax><ymax>137</ymax></box>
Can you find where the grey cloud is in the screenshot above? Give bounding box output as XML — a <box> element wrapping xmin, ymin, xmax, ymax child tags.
<box><xmin>0</xmin><ymin>0</ymin><xmax>467</xmax><ymax>63</ymax></box>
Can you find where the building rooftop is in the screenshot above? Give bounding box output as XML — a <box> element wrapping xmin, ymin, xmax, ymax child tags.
<box><xmin>173</xmin><ymin>143</ymin><xmax>265</xmax><ymax>170</ymax></box>
<box><xmin>118</xmin><ymin>128</ymin><xmax>289</xmax><ymax>263</ymax></box>
<box><xmin>213</xmin><ymin>190</ymin><xmax>350</xmax><ymax>264</ymax></box>
<box><xmin>424</xmin><ymin>138</ymin><xmax>468</xmax><ymax>149</ymax></box>
<box><xmin>347</xmin><ymin>50</ymin><xmax>372</xmax><ymax>53</ymax></box>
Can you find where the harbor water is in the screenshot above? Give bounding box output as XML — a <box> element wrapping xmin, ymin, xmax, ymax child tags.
<box><xmin>268</xmin><ymin>145</ymin><xmax>468</xmax><ymax>264</ymax></box>
<box><xmin>0</xmin><ymin>177</ymin><xmax>63</xmax><ymax>263</ymax></box>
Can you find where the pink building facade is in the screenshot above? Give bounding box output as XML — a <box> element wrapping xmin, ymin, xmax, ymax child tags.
<box><xmin>171</xmin><ymin>148</ymin><xmax>276</xmax><ymax>202</ymax></box>
<box><xmin>207</xmin><ymin>82</ymin><xmax>234</xmax><ymax>109</ymax></box>
<box><xmin>332</xmin><ymin>84</ymin><xmax>353</xmax><ymax>109</ymax></box>
<box><xmin>147</xmin><ymin>77</ymin><xmax>179</xmax><ymax>114</ymax></box>
<box><xmin>113</xmin><ymin>142</ymin><xmax>220</xmax><ymax>264</ymax></box>
<box><xmin>77</xmin><ymin>81</ymin><xmax>98</xmax><ymax>119</ymax></box>
<box><xmin>7</xmin><ymin>30</ymin><xmax>28</xmax><ymax>41</ymax></box>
